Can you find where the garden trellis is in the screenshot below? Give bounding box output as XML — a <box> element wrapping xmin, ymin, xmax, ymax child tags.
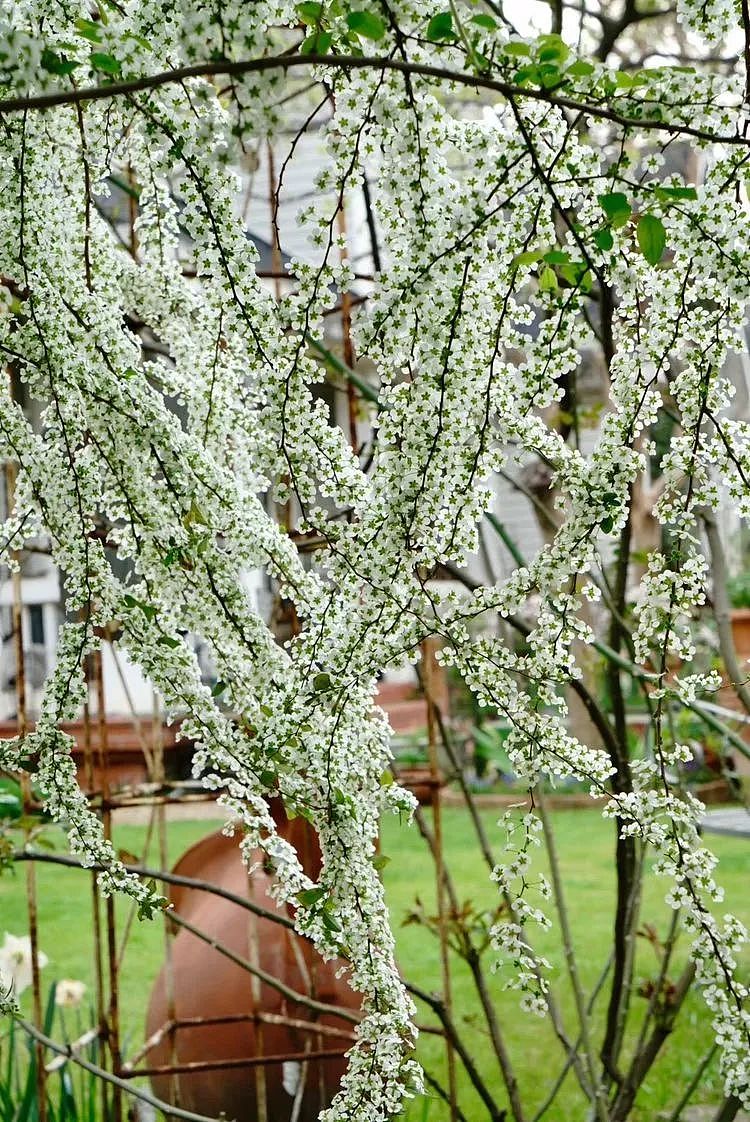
<box><xmin>1</xmin><ymin>0</ymin><xmax>750</xmax><ymax>1120</ymax></box>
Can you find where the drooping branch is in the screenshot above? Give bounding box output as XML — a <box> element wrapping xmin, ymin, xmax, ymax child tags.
<box><xmin>0</xmin><ymin>53</ymin><xmax>741</xmax><ymax>150</ymax></box>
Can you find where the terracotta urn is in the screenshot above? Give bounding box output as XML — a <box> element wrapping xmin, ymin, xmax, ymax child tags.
<box><xmin>145</xmin><ymin>809</ymin><xmax>360</xmax><ymax>1120</ymax></box>
<box><xmin>396</xmin><ymin>766</ymin><xmax>445</xmax><ymax>805</ymax></box>
<box><xmin>731</xmin><ymin>608</ymin><xmax>750</xmax><ymax>662</ymax></box>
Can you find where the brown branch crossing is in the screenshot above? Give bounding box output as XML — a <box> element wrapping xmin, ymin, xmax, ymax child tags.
<box><xmin>0</xmin><ymin>54</ymin><xmax>745</xmax><ymax>151</ymax></box>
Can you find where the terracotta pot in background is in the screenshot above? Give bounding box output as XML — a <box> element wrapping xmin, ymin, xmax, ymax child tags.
<box><xmin>731</xmin><ymin>608</ymin><xmax>750</xmax><ymax>662</ymax></box>
<box><xmin>695</xmin><ymin>778</ymin><xmax>735</xmax><ymax>806</ymax></box>
<box><xmin>716</xmin><ymin>609</ymin><xmax>750</xmax><ymax>780</ymax></box>
<box><xmin>145</xmin><ymin>812</ymin><xmax>360</xmax><ymax>1120</ymax></box>
<box><xmin>396</xmin><ymin>766</ymin><xmax>445</xmax><ymax>806</ymax></box>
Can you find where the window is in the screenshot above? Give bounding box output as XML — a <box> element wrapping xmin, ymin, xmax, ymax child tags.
<box><xmin>28</xmin><ymin>604</ymin><xmax>44</xmax><ymax>646</ymax></box>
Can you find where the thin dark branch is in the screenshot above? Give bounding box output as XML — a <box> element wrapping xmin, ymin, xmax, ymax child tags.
<box><xmin>0</xmin><ymin>54</ymin><xmax>745</xmax><ymax>150</ymax></box>
<box><xmin>11</xmin><ymin>849</ymin><xmax>296</xmax><ymax>931</ymax></box>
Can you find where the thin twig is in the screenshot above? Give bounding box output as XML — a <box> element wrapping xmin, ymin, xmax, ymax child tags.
<box><xmin>535</xmin><ymin>788</ymin><xmax>607</xmax><ymax>1119</ymax></box>
<box><xmin>0</xmin><ymin>54</ymin><xmax>744</xmax><ymax>152</ymax></box>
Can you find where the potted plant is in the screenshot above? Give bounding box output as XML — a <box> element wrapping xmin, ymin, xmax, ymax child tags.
<box><xmin>663</xmin><ymin>712</ymin><xmax>737</xmax><ymax>805</ymax></box>
<box><xmin>727</xmin><ymin>571</ymin><xmax>750</xmax><ymax>660</ymax></box>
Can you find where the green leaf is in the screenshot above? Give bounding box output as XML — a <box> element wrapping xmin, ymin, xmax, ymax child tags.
<box><xmin>211</xmin><ymin>680</ymin><xmax>228</xmax><ymax>697</ymax></box>
<box><xmin>426</xmin><ymin>11</ymin><xmax>454</xmax><ymax>41</ymax></box>
<box><xmin>503</xmin><ymin>39</ymin><xmax>531</xmax><ymax>56</ymax></box>
<box><xmin>512</xmin><ymin>249</ymin><xmax>543</xmax><ymax>267</ymax></box>
<box><xmin>567</xmin><ymin>59</ymin><xmax>595</xmax><ymax>77</ymax></box>
<box><xmin>346</xmin><ymin>9</ymin><xmax>386</xmax><ymax>40</ymax></box>
<box><xmin>593</xmin><ymin>227</ymin><xmax>614</xmax><ymax>251</ymax></box>
<box><xmin>321</xmin><ymin>909</ymin><xmax>342</xmax><ymax>933</ymax></box>
<box><xmin>0</xmin><ymin>792</ymin><xmax>21</xmax><ymax>820</ymax></box>
<box><xmin>158</xmin><ymin>635</ymin><xmax>180</xmax><ymax>649</ymax></box>
<box><xmin>379</xmin><ymin>768</ymin><xmax>394</xmax><ymax>787</ymax></box>
<box><xmin>296</xmin><ymin>887</ymin><xmax>327</xmax><ymax>908</ymax></box>
<box><xmin>371</xmin><ymin>853</ymin><xmax>391</xmax><ymax>871</ymax></box>
<box><xmin>513</xmin><ymin>65</ymin><xmax>537</xmax><ymax>85</ymax></box>
<box><xmin>184</xmin><ymin>499</ymin><xmax>208</xmax><ymax>527</ymax></box>
<box><xmin>40</xmin><ymin>49</ymin><xmax>79</xmax><ymax>76</ymax></box>
<box><xmin>538</xmin><ymin>265</ymin><xmax>558</xmax><ymax>293</ymax></box>
<box><xmin>637</xmin><ymin>213</ymin><xmax>666</xmax><ymax>265</ymax></box>
<box><xmin>75</xmin><ymin>17</ymin><xmax>103</xmax><ymax>41</ymax></box>
<box><xmin>543</xmin><ymin>249</ymin><xmax>571</xmax><ymax>265</ymax></box>
<box><xmin>598</xmin><ymin>191</ymin><xmax>631</xmax><ymax>229</ymax></box>
<box><xmin>90</xmin><ymin>51</ymin><xmax>122</xmax><ymax>74</ymax></box>
<box><xmin>654</xmin><ymin>185</ymin><xmax>698</xmax><ymax>203</ymax></box>
<box><xmin>539</xmin><ymin>67</ymin><xmax>564</xmax><ymax>88</ymax></box>
<box><xmin>300</xmin><ymin>31</ymin><xmax>320</xmax><ymax>53</ymax></box>
<box><xmin>313</xmin><ymin>671</ymin><xmax>332</xmax><ymax>691</ymax></box>
<box><xmin>537</xmin><ymin>34</ymin><xmax>569</xmax><ymax>64</ymax></box>
<box><xmin>138</xmin><ymin>882</ymin><xmax>168</xmax><ymax>920</ymax></box>
<box><xmin>296</xmin><ymin>0</ymin><xmax>323</xmax><ymax>23</ymax></box>
<box><xmin>578</xmin><ymin>268</ymin><xmax>593</xmax><ymax>293</ymax></box>
<box><xmin>470</xmin><ymin>13</ymin><xmax>496</xmax><ymax>29</ymax></box>
<box><xmin>557</xmin><ymin>262</ymin><xmax>581</xmax><ymax>285</ymax></box>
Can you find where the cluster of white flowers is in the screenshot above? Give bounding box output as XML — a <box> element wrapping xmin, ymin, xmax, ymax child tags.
<box><xmin>490</xmin><ymin>811</ymin><xmax>552</xmax><ymax>1015</ymax></box>
<box><xmin>0</xmin><ymin>0</ymin><xmax>749</xmax><ymax>1113</ymax></box>
<box><xmin>677</xmin><ymin>0</ymin><xmax>739</xmax><ymax>44</ymax></box>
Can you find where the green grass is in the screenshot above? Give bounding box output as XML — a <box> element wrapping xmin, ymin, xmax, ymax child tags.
<box><xmin>1</xmin><ymin>808</ymin><xmax>748</xmax><ymax>1121</ymax></box>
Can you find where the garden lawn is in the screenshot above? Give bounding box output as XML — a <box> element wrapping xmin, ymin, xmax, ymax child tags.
<box><xmin>0</xmin><ymin>807</ymin><xmax>748</xmax><ymax>1121</ymax></box>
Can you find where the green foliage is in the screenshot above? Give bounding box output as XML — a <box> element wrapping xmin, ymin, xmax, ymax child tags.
<box><xmin>0</xmin><ymin>986</ymin><xmax>101</xmax><ymax>1122</ymax></box>
<box><xmin>73</xmin><ymin>17</ymin><xmax>103</xmax><ymax>42</ymax></box>
<box><xmin>39</xmin><ymin>50</ymin><xmax>79</xmax><ymax>76</ymax></box>
<box><xmin>345</xmin><ymin>9</ymin><xmax>386</xmax><ymax>40</ymax></box>
<box><xmin>471</xmin><ymin>723</ymin><xmax>512</xmax><ymax>779</ymax></box>
<box><xmin>425</xmin><ymin>11</ymin><xmax>454</xmax><ymax>42</ymax></box>
<box><xmin>296</xmin><ymin>0</ymin><xmax>323</xmax><ymax>23</ymax></box>
<box><xmin>1</xmin><ymin>818</ymin><xmax>748</xmax><ymax>1121</ymax></box>
<box><xmin>296</xmin><ymin>886</ymin><xmax>327</xmax><ymax>906</ymax></box>
<box><xmin>469</xmin><ymin>14</ymin><xmax>496</xmax><ymax>31</ymax></box>
<box><xmin>598</xmin><ymin>191</ymin><xmax>631</xmax><ymax>229</ymax></box>
<box><xmin>727</xmin><ymin>570</ymin><xmax>750</xmax><ymax>608</ymax></box>
<box><xmin>122</xmin><ymin>593</ymin><xmax>156</xmax><ymax>622</ymax></box>
<box><xmin>507</xmin><ymin>33</ymin><xmax>582</xmax><ymax>89</ymax></box>
<box><xmin>89</xmin><ymin>51</ymin><xmax>122</xmax><ymax>74</ymax></box>
<box><xmin>392</xmin><ymin>730</ymin><xmax>428</xmax><ymax>767</ymax></box>
<box><xmin>593</xmin><ymin>227</ymin><xmax>614</xmax><ymax>251</ymax></box>
<box><xmin>538</xmin><ymin>264</ymin><xmax>558</xmax><ymax>294</ymax></box>
<box><xmin>654</xmin><ymin>185</ymin><xmax>698</xmax><ymax>203</ymax></box>
<box><xmin>637</xmin><ymin>213</ymin><xmax>667</xmax><ymax>265</ymax></box>
<box><xmin>0</xmin><ymin>777</ymin><xmax>22</xmax><ymax>822</ymax></box>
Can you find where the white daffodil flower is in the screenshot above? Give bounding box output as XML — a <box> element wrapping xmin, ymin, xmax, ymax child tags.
<box><xmin>0</xmin><ymin>933</ymin><xmax>49</xmax><ymax>998</ymax></box>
